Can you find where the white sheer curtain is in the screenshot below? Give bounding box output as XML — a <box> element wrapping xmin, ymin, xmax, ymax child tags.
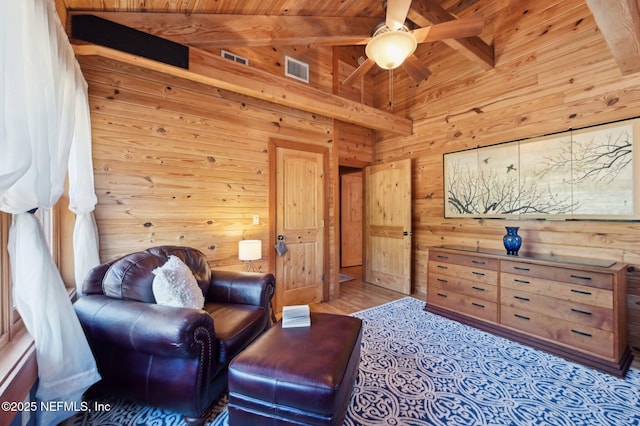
<box><xmin>1</xmin><ymin>1</ymin><xmax>101</xmax><ymax>425</ymax></box>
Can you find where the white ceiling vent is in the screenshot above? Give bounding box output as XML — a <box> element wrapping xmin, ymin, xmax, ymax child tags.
<box><xmin>221</xmin><ymin>50</ymin><xmax>248</xmax><ymax>65</ymax></box>
<box><xmin>285</xmin><ymin>56</ymin><xmax>309</xmax><ymax>83</ymax></box>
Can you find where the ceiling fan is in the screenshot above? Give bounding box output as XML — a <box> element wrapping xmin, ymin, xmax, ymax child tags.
<box><xmin>342</xmin><ymin>0</ymin><xmax>485</xmax><ymax>86</ymax></box>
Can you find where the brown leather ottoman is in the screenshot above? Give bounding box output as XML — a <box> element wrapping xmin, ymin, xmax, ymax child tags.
<box><xmin>228</xmin><ymin>312</ymin><xmax>362</xmax><ymax>425</ymax></box>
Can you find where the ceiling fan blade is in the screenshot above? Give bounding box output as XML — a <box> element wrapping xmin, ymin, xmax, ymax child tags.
<box><xmin>412</xmin><ymin>14</ymin><xmax>485</xmax><ymax>43</ymax></box>
<box><xmin>386</xmin><ymin>0</ymin><xmax>412</xmax><ymax>30</ymax></box>
<box><xmin>342</xmin><ymin>58</ymin><xmax>376</xmax><ymax>87</ymax></box>
<box><xmin>402</xmin><ymin>54</ymin><xmax>432</xmax><ymax>82</ymax></box>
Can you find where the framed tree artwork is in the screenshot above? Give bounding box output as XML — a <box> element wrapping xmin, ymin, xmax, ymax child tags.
<box><xmin>444</xmin><ymin>117</ymin><xmax>639</xmax><ymax>219</ymax></box>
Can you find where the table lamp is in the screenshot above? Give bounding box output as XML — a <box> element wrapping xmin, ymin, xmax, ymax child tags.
<box><xmin>239</xmin><ymin>239</ymin><xmax>262</xmax><ymax>272</ymax></box>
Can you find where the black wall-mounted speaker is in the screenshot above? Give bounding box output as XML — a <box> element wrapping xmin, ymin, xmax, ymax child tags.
<box><xmin>71</xmin><ymin>14</ymin><xmax>189</xmax><ymax>69</ymax></box>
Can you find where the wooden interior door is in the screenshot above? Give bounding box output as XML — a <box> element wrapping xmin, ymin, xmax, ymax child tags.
<box><xmin>364</xmin><ymin>159</ymin><xmax>412</xmax><ymax>294</ymax></box>
<box><xmin>274</xmin><ymin>146</ymin><xmax>325</xmax><ymax>312</ymax></box>
<box><xmin>341</xmin><ymin>171</ymin><xmax>363</xmax><ymax>267</ymax></box>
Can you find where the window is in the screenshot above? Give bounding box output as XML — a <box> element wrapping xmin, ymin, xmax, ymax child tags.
<box><xmin>0</xmin><ymin>211</ymin><xmax>21</xmax><ymax>350</ymax></box>
<box><xmin>0</xmin><ymin>208</ymin><xmax>56</xmax><ymax>351</ymax></box>
<box><xmin>34</xmin><ymin>208</ymin><xmax>56</xmax><ymax>259</ymax></box>
<box><xmin>0</xmin><ymin>206</ymin><xmax>67</xmax><ymax>417</ymax></box>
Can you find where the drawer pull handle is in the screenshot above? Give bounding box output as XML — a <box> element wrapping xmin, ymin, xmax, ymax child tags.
<box><xmin>436</xmin><ymin>293</ymin><xmax>448</xmax><ymax>298</ymax></box>
<box><xmin>514</xmin><ymin>314</ymin><xmax>530</xmax><ymax>320</ymax></box>
<box><xmin>514</xmin><ymin>295</ymin><xmax>530</xmax><ymax>302</ymax></box>
<box><xmin>514</xmin><ymin>266</ymin><xmax>530</xmax><ymax>271</ymax></box>
<box><xmin>437</xmin><ymin>255</ymin><xmax>448</xmax><ymax>259</ymax></box>
<box><xmin>471</xmin><ymin>302</ymin><xmax>485</xmax><ymax>308</ymax></box>
<box><xmin>570</xmin><ymin>274</ymin><xmax>592</xmax><ymax>281</ymax></box>
<box><xmin>437</xmin><ymin>278</ymin><xmax>448</xmax><ymax>283</ymax></box>
<box><xmin>571</xmin><ymin>308</ymin><xmax>592</xmax><ymax>316</ymax></box>
<box><xmin>571</xmin><ymin>289</ymin><xmax>592</xmax><ymax>296</ymax></box>
<box><xmin>472</xmin><ymin>260</ymin><xmax>486</xmax><ymax>265</ymax></box>
<box><xmin>472</xmin><ymin>286</ymin><xmax>485</xmax><ymax>292</ymax></box>
<box><xmin>437</xmin><ymin>265</ymin><xmax>448</xmax><ymax>270</ymax></box>
<box><xmin>514</xmin><ymin>279</ymin><xmax>530</xmax><ymax>284</ymax></box>
<box><xmin>472</xmin><ymin>271</ymin><xmax>485</xmax><ymax>276</ymax></box>
<box><xmin>571</xmin><ymin>329</ymin><xmax>592</xmax><ymax>337</ymax></box>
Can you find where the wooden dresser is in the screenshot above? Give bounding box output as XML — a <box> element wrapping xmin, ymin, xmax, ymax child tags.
<box><xmin>426</xmin><ymin>246</ymin><xmax>632</xmax><ymax>376</ymax></box>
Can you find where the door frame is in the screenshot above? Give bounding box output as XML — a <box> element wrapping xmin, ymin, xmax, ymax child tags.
<box><xmin>268</xmin><ymin>138</ymin><xmax>330</xmax><ymax>306</ymax></box>
<box><xmin>339</xmin><ymin>168</ymin><xmax>363</xmax><ymax>268</ymax></box>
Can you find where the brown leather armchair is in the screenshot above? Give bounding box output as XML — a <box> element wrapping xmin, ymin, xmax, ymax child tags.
<box><xmin>74</xmin><ymin>245</ymin><xmax>275</xmax><ymax>425</ymax></box>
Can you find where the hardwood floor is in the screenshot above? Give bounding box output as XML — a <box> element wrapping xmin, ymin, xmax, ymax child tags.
<box><xmin>309</xmin><ymin>266</ymin><xmax>410</xmax><ymax>315</ymax></box>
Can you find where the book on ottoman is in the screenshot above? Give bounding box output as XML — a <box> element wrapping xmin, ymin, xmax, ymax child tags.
<box><xmin>282</xmin><ymin>304</ymin><xmax>311</xmax><ymax>328</ymax></box>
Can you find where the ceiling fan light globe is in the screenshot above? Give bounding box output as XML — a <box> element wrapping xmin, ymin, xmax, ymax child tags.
<box><xmin>365</xmin><ymin>29</ymin><xmax>417</xmax><ymax>70</ymax></box>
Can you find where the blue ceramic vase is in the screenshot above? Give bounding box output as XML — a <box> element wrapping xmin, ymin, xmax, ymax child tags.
<box><xmin>503</xmin><ymin>226</ymin><xmax>522</xmax><ymax>256</ymax></box>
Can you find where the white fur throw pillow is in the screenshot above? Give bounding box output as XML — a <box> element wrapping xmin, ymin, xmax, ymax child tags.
<box><xmin>152</xmin><ymin>255</ymin><xmax>205</xmax><ymax>309</ymax></box>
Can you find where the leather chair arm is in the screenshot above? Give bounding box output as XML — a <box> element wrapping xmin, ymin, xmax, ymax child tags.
<box><xmin>74</xmin><ymin>295</ymin><xmax>218</xmax><ymax>359</ymax></box>
<box><xmin>208</xmin><ymin>271</ymin><xmax>275</xmax><ymax>309</ymax></box>
<box><xmin>82</xmin><ymin>261</ymin><xmax>114</xmax><ymax>295</ymax></box>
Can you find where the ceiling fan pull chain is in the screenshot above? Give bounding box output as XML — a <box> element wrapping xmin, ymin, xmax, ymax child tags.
<box><xmin>388</xmin><ymin>69</ymin><xmax>394</xmax><ymax>112</ymax></box>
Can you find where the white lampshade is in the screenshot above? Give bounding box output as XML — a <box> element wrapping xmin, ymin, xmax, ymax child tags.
<box><xmin>365</xmin><ymin>28</ymin><xmax>417</xmax><ymax>70</ymax></box>
<box><xmin>239</xmin><ymin>240</ymin><xmax>262</xmax><ymax>261</ymax></box>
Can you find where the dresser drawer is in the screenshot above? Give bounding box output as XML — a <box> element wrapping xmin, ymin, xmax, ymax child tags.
<box><xmin>429</xmin><ymin>260</ymin><xmax>498</xmax><ymax>285</ymax></box>
<box><xmin>428</xmin><ymin>287</ymin><xmax>498</xmax><ymax>323</ymax></box>
<box><xmin>425</xmin><ymin>246</ymin><xmax>628</xmax><ymax>375</ymax></box>
<box><xmin>429</xmin><ymin>250</ymin><xmax>498</xmax><ymax>271</ymax></box>
<box><xmin>501</xmin><ymin>260</ymin><xmax>613</xmax><ymax>290</ymax></box>
<box><xmin>501</xmin><ymin>272</ymin><xmax>613</xmax><ymax>309</ymax></box>
<box><xmin>429</xmin><ymin>272</ymin><xmax>497</xmax><ymax>302</ymax></box>
<box><xmin>501</xmin><ymin>287</ymin><xmax>613</xmax><ymax>332</ymax></box>
<box><xmin>501</xmin><ymin>306</ymin><xmax>614</xmax><ymax>359</ymax></box>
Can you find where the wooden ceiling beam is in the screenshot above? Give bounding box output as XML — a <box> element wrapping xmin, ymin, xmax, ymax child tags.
<box><xmin>67</xmin><ymin>11</ymin><xmax>379</xmax><ymax>47</ymax></box>
<box><xmin>408</xmin><ymin>0</ymin><xmax>494</xmax><ymax>70</ymax></box>
<box><xmin>585</xmin><ymin>0</ymin><xmax>640</xmax><ymax>75</ymax></box>
<box><xmin>73</xmin><ymin>43</ymin><xmax>413</xmax><ymax>135</ymax></box>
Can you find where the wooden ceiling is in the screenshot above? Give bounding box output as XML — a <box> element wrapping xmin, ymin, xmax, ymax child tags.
<box><xmin>59</xmin><ymin>0</ymin><xmax>392</xmax><ymax>17</ymax></box>
<box><xmin>59</xmin><ymin>0</ymin><xmax>640</xmax><ymax>68</ymax></box>
<box><xmin>60</xmin><ymin>0</ymin><xmax>494</xmax><ymax>66</ymax></box>
<box><xmin>57</xmin><ymin>0</ymin><xmax>640</xmax><ymax>134</ymax></box>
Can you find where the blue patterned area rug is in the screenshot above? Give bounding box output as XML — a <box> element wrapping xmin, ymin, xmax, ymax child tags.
<box><xmin>67</xmin><ymin>297</ymin><xmax>640</xmax><ymax>425</ymax></box>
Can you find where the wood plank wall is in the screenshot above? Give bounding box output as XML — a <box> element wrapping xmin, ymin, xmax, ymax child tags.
<box><xmin>333</xmin><ymin>46</ymin><xmax>375</xmax><ymax>169</ymax></box>
<box><xmin>219</xmin><ymin>45</ymin><xmax>334</xmax><ymax>94</ymax></box>
<box><xmin>370</xmin><ymin>0</ymin><xmax>640</xmax><ymax>352</ymax></box>
<box><xmin>70</xmin><ymin>36</ymin><xmax>376</xmax><ymax>307</ymax></box>
<box><xmin>78</xmin><ymin>55</ymin><xmax>343</xmax><ymax>277</ymax></box>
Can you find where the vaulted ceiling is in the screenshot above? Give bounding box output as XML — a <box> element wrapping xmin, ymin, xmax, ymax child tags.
<box><xmin>60</xmin><ymin>0</ymin><xmax>496</xmax><ymax>76</ymax></box>
<box><xmin>57</xmin><ymin>0</ymin><xmax>640</xmax><ymax>134</ymax></box>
